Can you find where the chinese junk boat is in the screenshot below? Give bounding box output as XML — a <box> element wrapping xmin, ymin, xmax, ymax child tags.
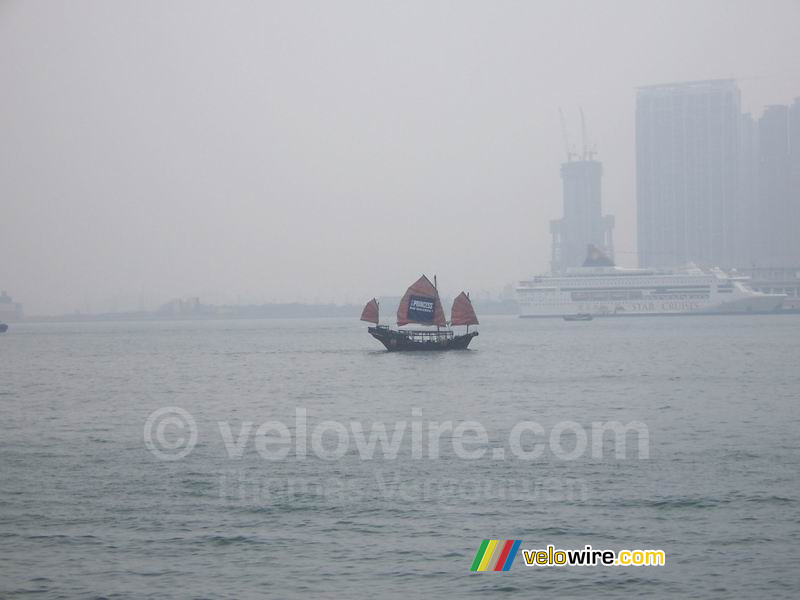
<box><xmin>361</xmin><ymin>275</ymin><xmax>479</xmax><ymax>351</ymax></box>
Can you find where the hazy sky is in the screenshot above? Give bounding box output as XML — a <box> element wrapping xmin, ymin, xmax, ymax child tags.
<box><xmin>2</xmin><ymin>0</ymin><xmax>799</xmax><ymax>314</ymax></box>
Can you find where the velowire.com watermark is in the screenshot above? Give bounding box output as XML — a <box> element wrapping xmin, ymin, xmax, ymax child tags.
<box><xmin>143</xmin><ymin>406</ymin><xmax>198</xmax><ymax>461</ymax></box>
<box><xmin>217</xmin><ymin>469</ymin><xmax>589</xmax><ymax>505</ymax></box>
<box><xmin>470</xmin><ymin>541</ymin><xmax>665</xmax><ymax>571</ymax></box>
<box><xmin>143</xmin><ymin>406</ymin><xmax>649</xmax><ymax>462</ymax></box>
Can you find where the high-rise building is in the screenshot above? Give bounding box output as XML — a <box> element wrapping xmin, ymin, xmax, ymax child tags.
<box><xmin>792</xmin><ymin>98</ymin><xmax>800</xmax><ymax>261</ymax></box>
<box><xmin>750</xmin><ymin>99</ymin><xmax>800</xmax><ymax>267</ymax></box>
<box><xmin>734</xmin><ymin>99</ymin><xmax>800</xmax><ymax>303</ymax></box>
<box><xmin>636</xmin><ymin>79</ymin><xmax>742</xmax><ymax>268</ymax></box>
<box><xmin>549</xmin><ymin>158</ymin><xmax>615</xmax><ymax>273</ymax></box>
<box><xmin>737</xmin><ymin>112</ymin><xmax>759</xmax><ymax>266</ymax></box>
<box><xmin>756</xmin><ymin>105</ymin><xmax>792</xmax><ymax>265</ymax></box>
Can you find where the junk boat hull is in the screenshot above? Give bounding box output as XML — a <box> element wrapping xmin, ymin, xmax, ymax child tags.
<box><xmin>368</xmin><ymin>326</ymin><xmax>477</xmax><ymax>351</ymax></box>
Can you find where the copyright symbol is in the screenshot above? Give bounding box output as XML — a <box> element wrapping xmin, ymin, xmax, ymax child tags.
<box><xmin>143</xmin><ymin>406</ymin><xmax>197</xmax><ymax>461</ymax></box>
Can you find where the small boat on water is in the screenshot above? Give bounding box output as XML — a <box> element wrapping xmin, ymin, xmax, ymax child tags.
<box><xmin>563</xmin><ymin>313</ymin><xmax>593</xmax><ymax>322</ymax></box>
<box><xmin>0</xmin><ymin>323</ymin><xmax>8</xmax><ymax>333</ymax></box>
<box><xmin>361</xmin><ymin>275</ymin><xmax>479</xmax><ymax>351</ymax></box>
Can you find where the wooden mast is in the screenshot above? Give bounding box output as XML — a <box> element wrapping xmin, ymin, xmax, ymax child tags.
<box><xmin>466</xmin><ymin>291</ymin><xmax>469</xmax><ymax>334</ymax></box>
<box><xmin>434</xmin><ymin>275</ymin><xmax>440</xmax><ymax>334</ymax></box>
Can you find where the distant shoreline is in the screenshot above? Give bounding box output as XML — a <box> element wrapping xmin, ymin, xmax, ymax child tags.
<box><xmin>21</xmin><ymin>300</ymin><xmax>520</xmax><ymax>323</ymax></box>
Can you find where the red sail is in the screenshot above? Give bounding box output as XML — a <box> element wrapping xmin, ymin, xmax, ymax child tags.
<box><xmin>451</xmin><ymin>291</ymin><xmax>479</xmax><ymax>326</ymax></box>
<box><xmin>396</xmin><ymin>275</ymin><xmax>447</xmax><ymax>327</ymax></box>
<box><xmin>360</xmin><ymin>298</ymin><xmax>379</xmax><ymax>324</ymax></box>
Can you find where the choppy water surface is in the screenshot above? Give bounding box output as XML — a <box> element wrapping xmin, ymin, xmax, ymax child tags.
<box><xmin>1</xmin><ymin>315</ymin><xmax>799</xmax><ymax>598</ymax></box>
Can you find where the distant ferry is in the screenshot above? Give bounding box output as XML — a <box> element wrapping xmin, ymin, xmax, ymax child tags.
<box><xmin>517</xmin><ymin>246</ymin><xmax>785</xmax><ymax>318</ymax></box>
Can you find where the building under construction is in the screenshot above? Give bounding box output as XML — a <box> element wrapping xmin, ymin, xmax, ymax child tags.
<box><xmin>549</xmin><ymin>111</ymin><xmax>615</xmax><ymax>273</ymax></box>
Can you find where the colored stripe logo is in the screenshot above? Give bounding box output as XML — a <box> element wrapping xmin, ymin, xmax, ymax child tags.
<box><xmin>470</xmin><ymin>540</ymin><xmax>521</xmax><ymax>571</ymax></box>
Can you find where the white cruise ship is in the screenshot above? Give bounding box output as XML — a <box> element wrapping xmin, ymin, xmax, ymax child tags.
<box><xmin>517</xmin><ymin>246</ymin><xmax>785</xmax><ymax>318</ymax></box>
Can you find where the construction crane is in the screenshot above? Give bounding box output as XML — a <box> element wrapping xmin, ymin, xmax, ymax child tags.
<box><xmin>559</xmin><ymin>108</ymin><xmax>576</xmax><ymax>162</ymax></box>
<box><xmin>579</xmin><ymin>107</ymin><xmax>597</xmax><ymax>161</ymax></box>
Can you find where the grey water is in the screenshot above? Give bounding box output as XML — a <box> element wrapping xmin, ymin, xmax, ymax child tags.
<box><xmin>1</xmin><ymin>315</ymin><xmax>799</xmax><ymax>598</ymax></box>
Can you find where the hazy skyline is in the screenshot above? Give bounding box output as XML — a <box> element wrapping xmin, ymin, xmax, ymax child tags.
<box><xmin>2</xmin><ymin>0</ymin><xmax>799</xmax><ymax>315</ymax></box>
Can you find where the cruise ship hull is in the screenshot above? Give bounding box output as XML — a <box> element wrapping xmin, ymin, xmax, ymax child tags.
<box><xmin>519</xmin><ymin>295</ymin><xmax>784</xmax><ymax>317</ymax></box>
<box><xmin>517</xmin><ymin>266</ymin><xmax>786</xmax><ymax>318</ymax></box>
